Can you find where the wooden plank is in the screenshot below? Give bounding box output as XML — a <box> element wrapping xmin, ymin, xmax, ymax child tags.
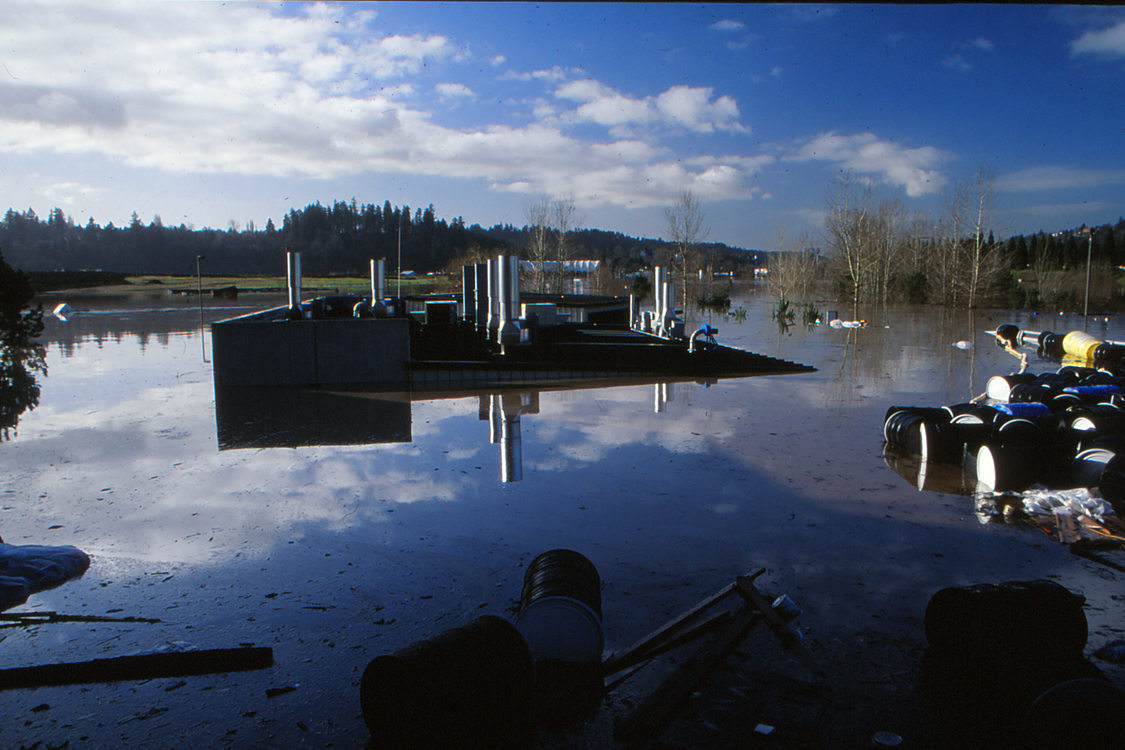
<box><xmin>613</xmin><ymin>606</ymin><xmax>760</xmax><ymax>745</ymax></box>
<box><xmin>735</xmin><ymin>576</ymin><xmax>824</xmax><ymax>677</ymax></box>
<box><xmin>602</xmin><ymin>568</ymin><xmax>765</xmax><ymax>676</ymax></box>
<box><xmin>604</xmin><ymin>609</ymin><xmax>732</xmax><ymax>678</ymax></box>
<box><xmin>0</xmin><ymin>647</ymin><xmax>274</xmax><ymax>690</ymax></box>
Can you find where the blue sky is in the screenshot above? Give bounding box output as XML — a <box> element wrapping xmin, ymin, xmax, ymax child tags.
<box><xmin>2</xmin><ymin>2</ymin><xmax>1123</xmax><ymax>251</ymax></box>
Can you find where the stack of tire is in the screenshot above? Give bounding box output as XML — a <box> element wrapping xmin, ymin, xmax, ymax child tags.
<box><xmin>884</xmin><ymin>366</ymin><xmax>1125</xmax><ymax>499</ymax></box>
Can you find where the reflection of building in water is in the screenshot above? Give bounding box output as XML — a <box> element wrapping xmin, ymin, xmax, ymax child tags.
<box><xmin>216</xmin><ymin>380</ymin><xmax>684</xmax><ymax>483</ymax></box>
<box><xmin>479</xmin><ymin>392</ymin><xmax>540</xmax><ymax>483</ymax></box>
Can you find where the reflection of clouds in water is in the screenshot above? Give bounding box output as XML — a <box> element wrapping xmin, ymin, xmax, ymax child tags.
<box><xmin>1</xmin><ymin>352</ymin><xmax>483</xmax><ymax>564</ymax></box>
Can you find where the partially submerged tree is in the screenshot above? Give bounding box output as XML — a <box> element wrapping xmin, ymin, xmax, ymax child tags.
<box><xmin>663</xmin><ymin>190</ymin><xmax>709</xmax><ymax>313</ymax></box>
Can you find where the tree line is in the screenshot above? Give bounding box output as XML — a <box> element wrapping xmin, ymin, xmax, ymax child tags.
<box><xmin>0</xmin><ymin>200</ymin><xmax>763</xmax><ymax>283</ymax></box>
<box><xmin>809</xmin><ymin>169</ymin><xmax>1125</xmax><ymax>313</ymax></box>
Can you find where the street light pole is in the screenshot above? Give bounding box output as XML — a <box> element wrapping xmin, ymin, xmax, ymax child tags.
<box><xmin>196</xmin><ymin>254</ymin><xmax>207</xmax><ymax>360</ymax></box>
<box><xmin>1081</xmin><ymin>227</ymin><xmax>1092</xmax><ymax>331</ymax></box>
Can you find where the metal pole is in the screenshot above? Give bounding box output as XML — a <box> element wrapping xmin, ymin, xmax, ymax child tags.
<box><xmin>196</xmin><ymin>254</ymin><xmax>206</xmax><ymax>361</ymax></box>
<box><xmin>1083</xmin><ymin>228</ymin><xmax>1092</xmax><ymax>331</ymax></box>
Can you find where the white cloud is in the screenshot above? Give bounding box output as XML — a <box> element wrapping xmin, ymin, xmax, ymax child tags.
<box><xmin>710</xmin><ymin>20</ymin><xmax>745</xmax><ymax>31</ymax></box>
<box><xmin>970</xmin><ymin>37</ymin><xmax>994</xmax><ymax>51</ymax></box>
<box><xmin>436</xmin><ymin>82</ymin><xmax>475</xmax><ymax>100</ymax></box>
<box><xmin>942</xmin><ymin>53</ymin><xmax>971</xmax><ymax>72</ymax></box>
<box><xmin>996</xmin><ymin>166</ymin><xmax>1125</xmax><ymax>192</ymax></box>
<box><xmin>36</xmin><ymin>181</ymin><xmax>99</xmax><ymax>206</ymax></box>
<box><xmin>0</xmin><ymin>1</ymin><xmax>758</xmax><ymax>214</ymax></box>
<box><xmin>490</xmin><ymin>54</ymin><xmax>507</xmax><ymax>66</ymax></box>
<box><xmin>555</xmin><ymin>79</ymin><xmax>747</xmax><ymax>134</ymax></box>
<box><xmin>1071</xmin><ymin>19</ymin><xmax>1125</xmax><ymax>58</ymax></box>
<box><xmin>501</xmin><ymin>66</ymin><xmax>578</xmax><ymax>82</ymax></box>
<box><xmin>790</xmin><ymin>132</ymin><xmax>948</xmax><ymax>197</ymax></box>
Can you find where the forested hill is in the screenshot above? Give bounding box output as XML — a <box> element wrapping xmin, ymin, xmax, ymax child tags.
<box><xmin>0</xmin><ymin>201</ymin><xmax>763</xmax><ymax>277</ymax></box>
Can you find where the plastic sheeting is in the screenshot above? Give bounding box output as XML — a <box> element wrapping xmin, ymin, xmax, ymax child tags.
<box><xmin>0</xmin><ymin>543</ymin><xmax>91</xmax><ymax>611</ymax></box>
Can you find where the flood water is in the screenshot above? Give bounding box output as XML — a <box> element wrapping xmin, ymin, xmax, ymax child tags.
<box><xmin>3</xmin><ymin>287</ymin><xmax>1124</xmax><ymax>747</ymax></box>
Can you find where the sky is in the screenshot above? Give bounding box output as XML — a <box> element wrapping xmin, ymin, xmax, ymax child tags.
<box><xmin>1</xmin><ymin>2</ymin><xmax>1124</xmax><ymax>251</ymax></box>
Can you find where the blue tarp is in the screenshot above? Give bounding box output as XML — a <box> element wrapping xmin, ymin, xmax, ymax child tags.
<box><xmin>0</xmin><ymin>543</ymin><xmax>91</xmax><ymax>610</ymax></box>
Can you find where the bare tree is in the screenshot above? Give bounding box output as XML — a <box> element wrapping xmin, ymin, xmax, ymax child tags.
<box><xmin>769</xmin><ymin>226</ymin><xmax>819</xmax><ymax>303</ymax></box>
<box><xmin>663</xmin><ymin>190</ymin><xmax>709</xmax><ymax>313</ymax></box>
<box><xmin>824</xmin><ymin>172</ymin><xmax>879</xmax><ymax>312</ymax></box>
<box><xmin>551</xmin><ymin>194</ymin><xmax>577</xmax><ymax>294</ymax></box>
<box><xmin>524</xmin><ymin>197</ymin><xmax>551</xmax><ymax>293</ymax></box>
<box><xmin>943</xmin><ymin>167</ymin><xmax>1003</xmax><ymax>308</ymax></box>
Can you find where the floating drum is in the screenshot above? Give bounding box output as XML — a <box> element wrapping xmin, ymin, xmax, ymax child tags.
<box><xmin>1053</xmin><ymin>384</ymin><xmax>1123</xmax><ymax>408</ymax></box>
<box><xmin>883</xmin><ymin>407</ymin><xmax>945</xmax><ymax>455</ymax></box>
<box><xmin>985</xmin><ymin>373</ymin><xmax>1038</xmax><ymax>403</ymax></box>
<box><xmin>1066</xmin><ymin>404</ymin><xmax>1125</xmax><ymax>434</ymax></box>
<box><xmin>976</xmin><ymin>442</ymin><xmax>1040</xmax><ymax>491</ymax></box>
<box><xmin>1096</xmin><ymin>453</ymin><xmax>1125</xmax><ymax>505</ymax></box>
<box><xmin>1072</xmin><ymin>447</ymin><xmax>1117</xmax><ymax>488</ymax></box>
<box><xmin>359</xmin><ymin>615</ymin><xmax>535</xmax><ymax>749</ymax></box>
<box><xmin>516</xmin><ymin>549</ymin><xmax>603</xmax><ymax>663</ymax></box>
<box><xmin>1009</xmin><ymin>381</ymin><xmax>1062</xmax><ymax>404</ymax></box>
<box><xmin>922</xmin><ymin>417</ymin><xmax>990</xmax><ymax>463</ymax></box>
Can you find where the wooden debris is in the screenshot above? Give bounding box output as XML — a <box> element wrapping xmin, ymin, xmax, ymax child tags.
<box><xmin>603</xmin><ymin>568</ymin><xmax>764</xmax><ymax>677</ymax></box>
<box><xmin>604</xmin><ymin>609</ymin><xmax>732</xmax><ymax>677</ymax></box>
<box><xmin>735</xmin><ymin>575</ymin><xmax>824</xmax><ymax>677</ymax></box>
<box><xmin>613</xmin><ymin>606</ymin><xmax>761</xmax><ymax>744</ymax></box>
<box><xmin>0</xmin><ymin>646</ymin><xmax>273</xmax><ymax>690</ymax></box>
<box><xmin>0</xmin><ymin>611</ymin><xmax>162</xmax><ymax>627</ymax></box>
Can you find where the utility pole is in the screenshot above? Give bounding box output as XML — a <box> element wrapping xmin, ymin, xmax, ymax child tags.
<box><xmin>1081</xmin><ymin>226</ymin><xmax>1093</xmax><ymax>331</ymax></box>
<box><xmin>196</xmin><ymin>254</ymin><xmax>207</xmax><ymax>361</ymax></box>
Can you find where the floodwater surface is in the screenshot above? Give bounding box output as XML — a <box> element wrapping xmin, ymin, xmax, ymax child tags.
<box><xmin>2</xmin><ymin>289</ymin><xmax>1123</xmax><ymax>747</ymax></box>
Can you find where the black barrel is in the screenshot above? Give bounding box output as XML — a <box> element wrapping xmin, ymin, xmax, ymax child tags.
<box><xmin>520</xmin><ymin>549</ymin><xmax>602</xmax><ymax>620</ymax></box>
<box><xmin>1009</xmin><ymin>381</ymin><xmax>1062</xmax><ymax>404</ymax></box>
<box><xmin>924</xmin><ymin>580</ymin><xmax>1087</xmax><ymax>659</ymax></box>
<box><xmin>923</xmin><ymin>417</ymin><xmax>991</xmax><ymax>463</ymax></box>
<box><xmin>1065</xmin><ymin>403</ymin><xmax>1125</xmax><ymax>434</ymax></box>
<box><xmin>1052</xmin><ymin>384</ymin><xmax>1124</xmax><ymax>408</ymax></box>
<box><xmin>359</xmin><ymin>615</ymin><xmax>535</xmax><ymax>749</ymax></box>
<box><xmin>516</xmin><ymin>549</ymin><xmax>603</xmax><ymax>664</ymax></box>
<box><xmin>1020</xmin><ymin>678</ymin><xmax>1125</xmax><ymax>750</ymax></box>
<box><xmin>517</xmin><ymin>550</ymin><xmax>605</xmax><ymax>727</ymax></box>
<box><xmin>985</xmin><ymin>373</ymin><xmax>1038</xmax><ymax>402</ymax></box>
<box><xmin>1038</xmin><ymin>332</ymin><xmax>1065</xmax><ymax>358</ymax></box>
<box><xmin>883</xmin><ymin>407</ymin><xmax>947</xmax><ymax>455</ymax></box>
<box><xmin>1097</xmin><ymin>453</ymin><xmax>1125</xmax><ymax>507</ymax></box>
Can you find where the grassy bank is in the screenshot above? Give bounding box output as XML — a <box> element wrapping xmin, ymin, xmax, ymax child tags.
<box><xmin>35</xmin><ymin>273</ymin><xmax>453</xmax><ymax>297</ymax></box>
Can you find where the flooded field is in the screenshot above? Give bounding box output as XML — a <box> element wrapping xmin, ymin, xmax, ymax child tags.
<box><xmin>3</xmin><ymin>287</ymin><xmax>1124</xmax><ymax>748</ymax></box>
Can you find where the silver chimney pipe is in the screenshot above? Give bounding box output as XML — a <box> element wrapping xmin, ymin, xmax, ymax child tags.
<box><xmin>498</xmin><ymin>254</ymin><xmax>520</xmax><ymax>347</ymax></box>
<box><xmin>286</xmin><ymin>252</ymin><xmax>302</xmax><ymax>311</ymax></box>
<box><xmin>507</xmin><ymin>255</ymin><xmax>520</xmax><ymax>325</ymax></box>
<box><xmin>474</xmin><ymin>262</ymin><xmax>489</xmax><ymax>330</ymax></box>
<box><xmin>487</xmin><ymin>258</ymin><xmax>500</xmax><ymax>334</ymax></box>
<box><xmin>370</xmin><ymin>259</ymin><xmax>385</xmax><ymax>310</ymax></box>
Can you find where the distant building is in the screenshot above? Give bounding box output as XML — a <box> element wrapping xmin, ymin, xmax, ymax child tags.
<box><xmin>520</xmin><ymin>260</ymin><xmax>601</xmax><ymax>275</ymax></box>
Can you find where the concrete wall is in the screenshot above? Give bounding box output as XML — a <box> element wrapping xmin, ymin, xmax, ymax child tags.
<box><xmin>212</xmin><ymin>316</ymin><xmax>410</xmax><ymax>387</ymax></box>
